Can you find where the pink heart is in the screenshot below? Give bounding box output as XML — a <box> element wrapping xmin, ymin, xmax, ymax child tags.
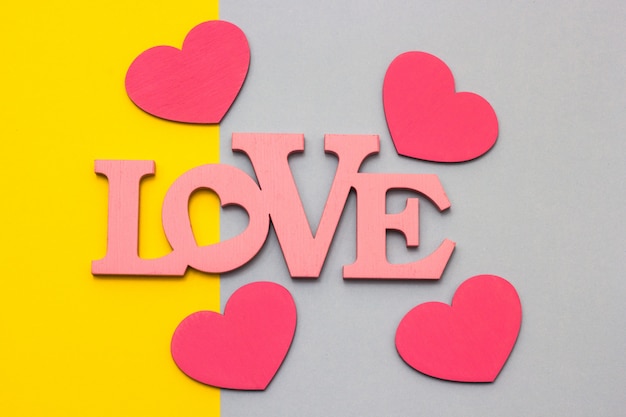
<box><xmin>395</xmin><ymin>275</ymin><xmax>521</xmax><ymax>382</ymax></box>
<box><xmin>171</xmin><ymin>282</ymin><xmax>296</xmax><ymax>390</ymax></box>
<box><xmin>383</xmin><ymin>51</ymin><xmax>498</xmax><ymax>162</ymax></box>
<box><xmin>125</xmin><ymin>20</ymin><xmax>250</xmax><ymax>124</ymax></box>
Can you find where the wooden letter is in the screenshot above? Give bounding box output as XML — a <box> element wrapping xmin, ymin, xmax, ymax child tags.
<box><xmin>162</xmin><ymin>164</ymin><xmax>269</xmax><ymax>273</ymax></box>
<box><xmin>343</xmin><ymin>173</ymin><xmax>455</xmax><ymax>279</ymax></box>
<box><xmin>233</xmin><ymin>133</ymin><xmax>378</xmax><ymax>278</ymax></box>
<box><xmin>92</xmin><ymin>160</ymin><xmax>185</xmax><ymax>275</ymax></box>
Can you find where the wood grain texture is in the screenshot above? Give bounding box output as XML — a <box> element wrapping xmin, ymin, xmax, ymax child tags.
<box><xmin>125</xmin><ymin>20</ymin><xmax>250</xmax><ymax>124</ymax></box>
<box><xmin>383</xmin><ymin>51</ymin><xmax>498</xmax><ymax>163</ymax></box>
<box><xmin>171</xmin><ymin>281</ymin><xmax>297</xmax><ymax>390</ymax></box>
<box><xmin>395</xmin><ymin>275</ymin><xmax>522</xmax><ymax>382</ymax></box>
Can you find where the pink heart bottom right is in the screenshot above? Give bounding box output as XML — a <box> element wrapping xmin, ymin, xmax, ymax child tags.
<box><xmin>395</xmin><ymin>275</ymin><xmax>522</xmax><ymax>382</ymax></box>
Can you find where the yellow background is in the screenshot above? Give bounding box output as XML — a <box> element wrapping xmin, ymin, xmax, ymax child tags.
<box><xmin>1</xmin><ymin>1</ymin><xmax>221</xmax><ymax>415</ymax></box>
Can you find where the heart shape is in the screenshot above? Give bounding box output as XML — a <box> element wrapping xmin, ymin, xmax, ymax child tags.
<box><xmin>125</xmin><ymin>20</ymin><xmax>250</xmax><ymax>124</ymax></box>
<box><xmin>171</xmin><ymin>281</ymin><xmax>296</xmax><ymax>390</ymax></box>
<box><xmin>395</xmin><ymin>275</ymin><xmax>521</xmax><ymax>382</ymax></box>
<box><xmin>383</xmin><ymin>51</ymin><xmax>498</xmax><ymax>162</ymax></box>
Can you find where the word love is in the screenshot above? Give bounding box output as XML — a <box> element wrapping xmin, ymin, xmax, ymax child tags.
<box><xmin>93</xmin><ymin>134</ymin><xmax>455</xmax><ymax>279</ymax></box>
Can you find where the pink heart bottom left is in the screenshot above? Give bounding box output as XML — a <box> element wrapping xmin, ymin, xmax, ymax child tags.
<box><xmin>171</xmin><ymin>281</ymin><xmax>297</xmax><ymax>390</ymax></box>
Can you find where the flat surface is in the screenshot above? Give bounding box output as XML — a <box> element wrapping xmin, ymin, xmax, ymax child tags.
<box><xmin>0</xmin><ymin>1</ymin><xmax>221</xmax><ymax>415</ymax></box>
<box><xmin>1</xmin><ymin>2</ymin><xmax>625</xmax><ymax>416</ymax></box>
<box><xmin>220</xmin><ymin>1</ymin><xmax>626</xmax><ymax>416</ymax></box>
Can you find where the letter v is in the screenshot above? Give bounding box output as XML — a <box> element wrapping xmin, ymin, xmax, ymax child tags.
<box><xmin>233</xmin><ymin>133</ymin><xmax>378</xmax><ymax>278</ymax></box>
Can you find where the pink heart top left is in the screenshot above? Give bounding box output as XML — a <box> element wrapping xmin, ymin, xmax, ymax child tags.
<box><xmin>125</xmin><ymin>20</ymin><xmax>250</xmax><ymax>124</ymax></box>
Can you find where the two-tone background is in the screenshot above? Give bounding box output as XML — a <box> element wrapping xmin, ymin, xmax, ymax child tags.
<box><xmin>2</xmin><ymin>1</ymin><xmax>624</xmax><ymax>416</ymax></box>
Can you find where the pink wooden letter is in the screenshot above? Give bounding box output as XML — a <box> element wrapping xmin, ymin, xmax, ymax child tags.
<box><xmin>343</xmin><ymin>173</ymin><xmax>456</xmax><ymax>279</ymax></box>
<box><xmin>162</xmin><ymin>164</ymin><xmax>269</xmax><ymax>273</ymax></box>
<box><xmin>233</xmin><ymin>133</ymin><xmax>378</xmax><ymax>278</ymax></box>
<box><xmin>92</xmin><ymin>160</ymin><xmax>185</xmax><ymax>275</ymax></box>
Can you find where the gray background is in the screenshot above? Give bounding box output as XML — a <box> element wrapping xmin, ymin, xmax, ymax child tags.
<box><xmin>219</xmin><ymin>1</ymin><xmax>625</xmax><ymax>415</ymax></box>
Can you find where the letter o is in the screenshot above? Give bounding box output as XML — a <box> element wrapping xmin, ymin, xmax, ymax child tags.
<box><xmin>162</xmin><ymin>164</ymin><xmax>269</xmax><ymax>274</ymax></box>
